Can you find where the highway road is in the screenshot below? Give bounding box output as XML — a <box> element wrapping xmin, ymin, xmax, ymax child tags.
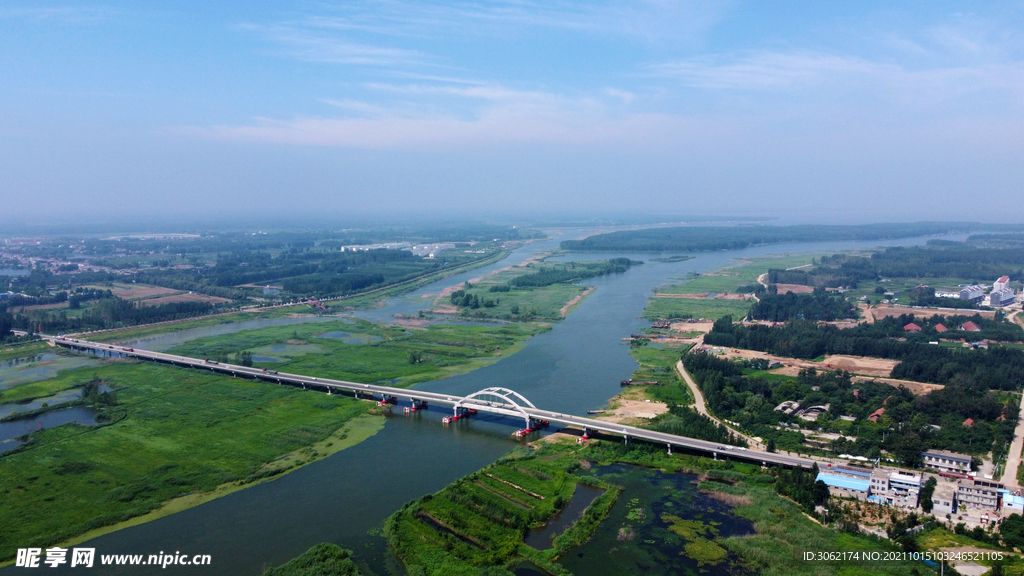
<box><xmin>48</xmin><ymin>335</ymin><xmax>813</xmax><ymax>469</ymax></box>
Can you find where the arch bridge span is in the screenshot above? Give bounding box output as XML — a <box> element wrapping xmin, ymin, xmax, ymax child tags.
<box><xmin>49</xmin><ymin>335</ymin><xmax>811</xmax><ymax>469</ymax></box>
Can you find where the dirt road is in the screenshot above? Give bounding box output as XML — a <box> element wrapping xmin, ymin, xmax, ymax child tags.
<box><xmin>675</xmin><ymin>360</ymin><xmax>762</xmax><ymax>448</ymax></box>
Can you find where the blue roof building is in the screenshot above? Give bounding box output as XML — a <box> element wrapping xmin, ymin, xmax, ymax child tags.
<box><xmin>817</xmin><ymin>472</ymin><xmax>870</xmax><ymax>501</ymax></box>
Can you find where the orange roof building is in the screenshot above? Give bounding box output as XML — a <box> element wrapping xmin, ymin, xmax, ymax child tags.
<box><xmin>961</xmin><ymin>321</ymin><xmax>982</xmax><ymax>332</ymax></box>
<box><xmin>934</xmin><ymin>323</ymin><xmax>948</xmax><ymax>333</ymax></box>
<box><xmin>904</xmin><ymin>323</ymin><xmax>922</xmax><ymax>332</ymax></box>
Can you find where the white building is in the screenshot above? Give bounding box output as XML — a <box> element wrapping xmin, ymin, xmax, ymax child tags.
<box><xmin>958</xmin><ymin>479</ymin><xmax>1003</xmax><ymax>512</ymax></box>
<box><xmin>959</xmin><ymin>285</ymin><xmax>984</xmax><ymax>303</ymax></box>
<box><xmin>922</xmin><ymin>450</ymin><xmax>972</xmax><ymax>474</ymax></box>
<box><xmin>933</xmin><ymin>483</ymin><xmax>957</xmax><ymax>516</ymax></box>
<box><xmin>994</xmin><ymin>276</ymin><xmax>1011</xmax><ymax>292</ymax></box>
<box><xmin>990</xmin><ymin>287</ymin><xmax>1016</xmax><ymax>307</ymax></box>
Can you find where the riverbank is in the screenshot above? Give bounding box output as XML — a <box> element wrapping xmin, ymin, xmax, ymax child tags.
<box><xmin>21</xmin><ymin>414</ymin><xmax>385</xmax><ymax>562</ymax></box>
<box><xmin>0</xmin><ymin>361</ymin><xmax>379</xmax><ymax>563</ymax></box>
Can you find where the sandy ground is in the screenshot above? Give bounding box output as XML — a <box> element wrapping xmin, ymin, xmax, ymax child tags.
<box><xmin>669</xmin><ymin>321</ymin><xmax>715</xmax><ymax>334</ymax></box>
<box><xmin>138</xmin><ymin>293</ymin><xmax>231</xmax><ymax>306</ymax></box>
<box><xmin>704</xmin><ymin>346</ymin><xmax>943</xmax><ymax>395</ymax></box>
<box><xmin>849</xmin><ymin>376</ymin><xmax>944</xmax><ymax>396</ymax></box>
<box><xmin>560</xmin><ymin>287</ymin><xmax>595</xmax><ymax>317</ymax></box>
<box><xmin>654</xmin><ymin>293</ymin><xmax>752</xmax><ymax>300</ymax></box>
<box><xmin>867</xmin><ymin>304</ymin><xmax>996</xmax><ymax>321</ymax></box>
<box><xmin>774</xmin><ymin>283</ymin><xmax>815</xmax><ymax>294</ymax></box>
<box><xmin>593</xmin><ymin>398</ymin><xmax>669</xmax><ymax>424</ymax></box>
<box><xmin>706</xmin><ymin>347</ymin><xmax>898</xmax><ymax>377</ymax></box>
<box><xmin>85</xmin><ymin>283</ymin><xmax>180</xmax><ymax>300</ymax></box>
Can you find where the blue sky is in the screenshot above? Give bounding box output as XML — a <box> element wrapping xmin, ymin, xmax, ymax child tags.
<box><xmin>2</xmin><ymin>1</ymin><xmax>1023</xmax><ymax>225</ymax></box>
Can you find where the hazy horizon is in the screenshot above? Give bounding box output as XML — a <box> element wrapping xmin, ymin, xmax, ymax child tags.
<box><xmin>2</xmin><ymin>1</ymin><xmax>1023</xmax><ymax>224</ymax></box>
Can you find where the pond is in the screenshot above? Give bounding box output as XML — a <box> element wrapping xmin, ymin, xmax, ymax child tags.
<box><xmin>0</xmin><ymin>353</ymin><xmax>99</xmax><ymax>389</ymax></box>
<box><xmin>524</xmin><ymin>483</ymin><xmax>605</xmax><ymax>550</ymax></box>
<box><xmin>0</xmin><ymin>383</ymin><xmax>109</xmax><ymax>417</ymax></box>
<box><xmin>316</xmin><ymin>332</ymin><xmax>383</xmax><ymax>344</ymax></box>
<box><xmin>0</xmin><ymin>406</ymin><xmax>99</xmax><ymax>452</ymax></box>
<box><xmin>560</xmin><ymin>463</ymin><xmax>756</xmax><ymax>576</ymax></box>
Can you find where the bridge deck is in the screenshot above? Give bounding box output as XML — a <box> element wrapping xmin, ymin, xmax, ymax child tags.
<box><xmin>49</xmin><ymin>336</ymin><xmax>812</xmax><ymax>469</ymax></box>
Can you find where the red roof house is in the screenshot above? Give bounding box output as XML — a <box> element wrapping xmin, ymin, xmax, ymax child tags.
<box><xmin>904</xmin><ymin>323</ymin><xmax>922</xmax><ymax>333</ymax></box>
<box><xmin>961</xmin><ymin>321</ymin><xmax>982</xmax><ymax>332</ymax></box>
<box><xmin>963</xmin><ymin>418</ymin><xmax>975</xmax><ymax>428</ymax></box>
<box><xmin>934</xmin><ymin>323</ymin><xmax>948</xmax><ymax>333</ymax></box>
<box><xmin>868</xmin><ymin>408</ymin><xmax>886</xmax><ymax>423</ymax></box>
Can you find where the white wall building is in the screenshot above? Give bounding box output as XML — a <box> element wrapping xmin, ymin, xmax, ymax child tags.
<box><xmin>990</xmin><ymin>287</ymin><xmax>1016</xmax><ymax>307</ymax></box>
<box><xmin>994</xmin><ymin>276</ymin><xmax>1011</xmax><ymax>292</ymax></box>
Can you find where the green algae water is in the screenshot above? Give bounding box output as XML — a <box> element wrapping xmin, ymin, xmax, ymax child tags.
<box><xmin>557</xmin><ymin>463</ymin><xmax>756</xmax><ymax>576</ymax></box>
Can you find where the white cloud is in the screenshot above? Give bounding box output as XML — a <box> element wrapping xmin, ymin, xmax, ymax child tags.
<box><xmin>238</xmin><ymin>23</ymin><xmax>429</xmax><ymax>66</ymax></box>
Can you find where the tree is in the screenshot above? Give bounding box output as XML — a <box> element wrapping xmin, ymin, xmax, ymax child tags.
<box><xmin>1000</xmin><ymin>514</ymin><xmax>1024</xmax><ymax>549</ymax></box>
<box><xmin>239</xmin><ymin>351</ymin><xmax>254</xmax><ymax>367</ymax></box>
<box><xmin>920</xmin><ymin>477</ymin><xmax>937</xmax><ymax>513</ymax></box>
<box><xmin>766</xmin><ymin>438</ymin><xmax>777</xmax><ymax>452</ymax></box>
<box><xmin>894</xmin><ymin>433</ymin><xmax>924</xmax><ymax>468</ymax></box>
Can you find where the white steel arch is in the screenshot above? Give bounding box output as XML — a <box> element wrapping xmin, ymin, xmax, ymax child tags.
<box><xmin>454</xmin><ymin>387</ymin><xmax>537</xmax><ymax>421</ymax></box>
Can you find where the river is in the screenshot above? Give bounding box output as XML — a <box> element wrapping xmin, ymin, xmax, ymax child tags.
<box><xmin>26</xmin><ymin>230</ymin><xmax>968</xmax><ymax>576</ymax></box>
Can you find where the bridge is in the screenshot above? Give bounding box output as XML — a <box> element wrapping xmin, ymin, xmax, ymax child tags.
<box><xmin>49</xmin><ymin>335</ymin><xmax>812</xmax><ymax>469</ymax></box>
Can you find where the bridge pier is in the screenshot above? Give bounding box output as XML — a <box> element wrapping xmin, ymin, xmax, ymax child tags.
<box><xmin>667</xmin><ymin>444</ymin><xmax>672</xmax><ymax>455</ymax></box>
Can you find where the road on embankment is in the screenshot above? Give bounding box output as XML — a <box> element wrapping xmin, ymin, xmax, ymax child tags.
<box><xmin>50</xmin><ymin>335</ymin><xmax>811</xmax><ymax>469</ymax></box>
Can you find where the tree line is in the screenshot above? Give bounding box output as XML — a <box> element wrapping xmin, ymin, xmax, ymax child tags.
<box><xmin>559</xmin><ymin>222</ymin><xmax>1024</xmax><ymax>252</ymax></box>
<box><xmin>704</xmin><ymin>315</ymin><xmax>1024</xmax><ymax>388</ymax></box>
<box><xmin>748</xmin><ymin>289</ymin><xmax>857</xmax><ymax>322</ymax></box>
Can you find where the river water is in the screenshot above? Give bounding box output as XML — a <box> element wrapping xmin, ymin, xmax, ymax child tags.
<box><xmin>26</xmin><ymin>230</ymin><xmax>968</xmax><ymax>576</ymax></box>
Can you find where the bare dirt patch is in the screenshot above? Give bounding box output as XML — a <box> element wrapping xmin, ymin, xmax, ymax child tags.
<box><xmin>774</xmin><ymin>283</ymin><xmax>815</xmax><ymax>294</ymax></box>
<box><xmin>137</xmin><ymin>293</ymin><xmax>231</xmax><ymax>307</ymax></box>
<box><xmin>14</xmin><ymin>302</ymin><xmax>68</xmax><ymax>312</ymax></box>
<box><xmin>707</xmin><ymin>348</ymin><xmax>897</xmax><ymax>378</ymax></box>
<box><xmin>86</xmin><ymin>283</ymin><xmax>181</xmax><ymax>300</ymax></box>
<box><xmin>594</xmin><ymin>398</ymin><xmax>669</xmax><ymax>424</ymax></box>
<box><xmin>655</xmin><ymin>292</ymin><xmax>753</xmax><ymax>300</ymax></box>
<box><xmin>868</xmin><ymin>304</ymin><xmax>996</xmax><ymax>321</ymax></box>
<box><xmin>670</xmin><ymin>321</ymin><xmax>714</xmax><ymax>334</ymax></box>
<box><xmin>702</xmin><ymin>346</ymin><xmax>941</xmax><ymax>395</ymax></box>
<box><xmin>850</xmin><ymin>376</ymin><xmax>944</xmax><ymax>396</ymax></box>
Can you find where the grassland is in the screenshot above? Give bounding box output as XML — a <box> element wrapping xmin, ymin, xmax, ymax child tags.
<box><xmin>643</xmin><ymin>254</ymin><xmax>818</xmax><ymax>321</ymax></box>
<box><xmin>165</xmin><ymin>318</ymin><xmax>550</xmax><ymax>388</ymax></box>
<box><xmin>0</xmin><ymin>361</ymin><xmax>381</xmax><ymax>562</ymax></box>
<box><xmin>436</xmin><ymin>261</ymin><xmax>594</xmax><ymax>321</ymax></box>
<box><xmin>264</xmin><ymin>543</ymin><xmax>363</xmax><ymax>576</ymax></box>
<box><xmin>623</xmin><ymin>344</ymin><xmax>693</xmax><ymax>407</ymax></box>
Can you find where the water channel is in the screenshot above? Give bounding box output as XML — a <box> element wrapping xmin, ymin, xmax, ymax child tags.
<box><xmin>16</xmin><ymin>230</ymin><xmax>969</xmax><ymax>576</ymax></box>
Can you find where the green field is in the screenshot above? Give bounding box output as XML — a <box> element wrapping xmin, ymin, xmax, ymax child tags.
<box><xmin>165</xmin><ymin>319</ymin><xmax>550</xmax><ymax>388</ymax></box>
<box><xmin>624</xmin><ymin>343</ymin><xmax>693</xmax><ymax>407</ymax></box>
<box><xmin>437</xmin><ymin>261</ymin><xmax>601</xmax><ymax>321</ymax></box>
<box><xmin>0</xmin><ymin>361</ymin><xmax>380</xmax><ymax>562</ymax></box>
<box><xmin>643</xmin><ymin>254</ymin><xmax>818</xmax><ymax>321</ymax></box>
